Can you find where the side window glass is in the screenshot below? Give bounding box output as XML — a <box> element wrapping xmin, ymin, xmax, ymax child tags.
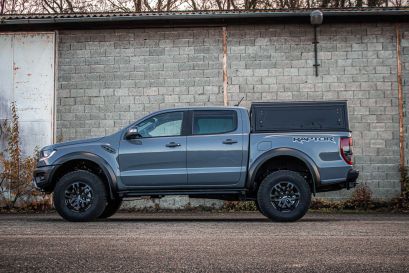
<box><xmin>193</xmin><ymin>111</ymin><xmax>237</xmax><ymax>135</ymax></box>
<box><xmin>136</xmin><ymin>112</ymin><xmax>183</xmax><ymax>138</ymax></box>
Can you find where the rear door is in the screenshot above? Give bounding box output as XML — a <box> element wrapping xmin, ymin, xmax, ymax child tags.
<box><xmin>118</xmin><ymin>111</ymin><xmax>188</xmax><ymax>187</ymax></box>
<box><xmin>186</xmin><ymin>110</ymin><xmax>244</xmax><ymax>186</ymax></box>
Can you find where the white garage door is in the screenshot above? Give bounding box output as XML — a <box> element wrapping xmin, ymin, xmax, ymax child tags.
<box><xmin>0</xmin><ymin>32</ymin><xmax>55</xmax><ymax>156</ymax></box>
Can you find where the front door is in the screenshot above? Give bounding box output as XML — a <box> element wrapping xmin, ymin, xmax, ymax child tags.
<box><xmin>187</xmin><ymin>110</ymin><xmax>244</xmax><ymax>186</ymax></box>
<box><xmin>118</xmin><ymin>111</ymin><xmax>187</xmax><ymax>187</ymax></box>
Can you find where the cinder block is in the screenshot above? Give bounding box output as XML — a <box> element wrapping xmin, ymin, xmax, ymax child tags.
<box><xmin>56</xmin><ymin>25</ymin><xmax>403</xmax><ymax>200</ymax></box>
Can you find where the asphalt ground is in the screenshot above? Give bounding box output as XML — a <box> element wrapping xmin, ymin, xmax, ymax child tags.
<box><xmin>0</xmin><ymin>211</ymin><xmax>408</xmax><ymax>273</ymax></box>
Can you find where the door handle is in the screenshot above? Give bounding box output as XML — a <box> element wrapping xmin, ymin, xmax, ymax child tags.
<box><xmin>223</xmin><ymin>139</ymin><xmax>238</xmax><ymax>145</ymax></box>
<box><xmin>166</xmin><ymin>142</ymin><xmax>181</xmax><ymax>148</ymax></box>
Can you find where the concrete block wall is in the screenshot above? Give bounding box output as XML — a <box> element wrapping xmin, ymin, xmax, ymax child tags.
<box><xmin>226</xmin><ymin>23</ymin><xmax>403</xmax><ymax>199</ymax></box>
<box><xmin>121</xmin><ymin>196</ymin><xmax>224</xmax><ymax>211</ymax></box>
<box><xmin>57</xmin><ymin>23</ymin><xmax>409</xmax><ymax>200</ymax></box>
<box><xmin>57</xmin><ymin>27</ymin><xmax>224</xmax><ymax>140</ymax></box>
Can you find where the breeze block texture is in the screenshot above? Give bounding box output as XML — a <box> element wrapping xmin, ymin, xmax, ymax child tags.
<box><xmin>57</xmin><ymin>22</ymin><xmax>409</xmax><ymax>200</ymax></box>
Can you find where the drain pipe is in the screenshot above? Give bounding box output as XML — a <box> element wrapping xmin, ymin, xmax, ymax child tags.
<box><xmin>310</xmin><ymin>10</ymin><xmax>323</xmax><ymax>77</ymax></box>
<box><xmin>395</xmin><ymin>24</ymin><xmax>406</xmax><ymax>195</ymax></box>
<box><xmin>222</xmin><ymin>26</ymin><xmax>228</xmax><ymax>106</ymax></box>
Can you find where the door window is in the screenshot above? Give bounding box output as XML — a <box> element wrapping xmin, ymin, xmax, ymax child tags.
<box><xmin>192</xmin><ymin>111</ymin><xmax>237</xmax><ymax>135</ymax></box>
<box><xmin>136</xmin><ymin>112</ymin><xmax>183</xmax><ymax>138</ymax></box>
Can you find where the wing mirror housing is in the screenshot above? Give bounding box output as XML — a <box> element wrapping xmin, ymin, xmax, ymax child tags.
<box><xmin>125</xmin><ymin>127</ymin><xmax>140</xmax><ymax>139</ymax></box>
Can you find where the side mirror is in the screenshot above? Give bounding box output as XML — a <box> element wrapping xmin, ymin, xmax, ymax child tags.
<box><xmin>125</xmin><ymin>127</ymin><xmax>140</xmax><ymax>139</ymax></box>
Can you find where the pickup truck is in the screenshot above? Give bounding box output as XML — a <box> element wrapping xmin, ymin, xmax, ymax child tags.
<box><xmin>33</xmin><ymin>101</ymin><xmax>359</xmax><ymax>222</ymax></box>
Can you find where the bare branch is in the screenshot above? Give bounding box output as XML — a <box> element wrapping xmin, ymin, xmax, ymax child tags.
<box><xmin>109</xmin><ymin>0</ymin><xmax>132</xmax><ymax>12</ymax></box>
<box><xmin>133</xmin><ymin>0</ymin><xmax>142</xmax><ymax>11</ymax></box>
<box><xmin>190</xmin><ymin>0</ymin><xmax>197</xmax><ymax>10</ymax></box>
<box><xmin>1</xmin><ymin>0</ymin><xmax>6</xmax><ymax>14</ymax></box>
<box><xmin>143</xmin><ymin>0</ymin><xmax>153</xmax><ymax>11</ymax></box>
<box><xmin>65</xmin><ymin>0</ymin><xmax>75</xmax><ymax>12</ymax></box>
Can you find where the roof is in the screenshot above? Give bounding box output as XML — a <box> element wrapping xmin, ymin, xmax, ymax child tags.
<box><xmin>145</xmin><ymin>106</ymin><xmax>248</xmax><ymax>114</ymax></box>
<box><xmin>1</xmin><ymin>8</ymin><xmax>408</xmax><ymax>31</ymax></box>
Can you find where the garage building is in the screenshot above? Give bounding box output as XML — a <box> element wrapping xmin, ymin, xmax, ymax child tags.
<box><xmin>0</xmin><ymin>8</ymin><xmax>408</xmax><ymax>200</ymax></box>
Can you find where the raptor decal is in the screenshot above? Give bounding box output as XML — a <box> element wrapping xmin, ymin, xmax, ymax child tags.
<box><xmin>292</xmin><ymin>136</ymin><xmax>336</xmax><ymax>144</ymax></box>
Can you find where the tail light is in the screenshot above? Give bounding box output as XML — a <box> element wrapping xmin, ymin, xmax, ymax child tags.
<box><xmin>340</xmin><ymin>137</ymin><xmax>353</xmax><ymax>165</ymax></box>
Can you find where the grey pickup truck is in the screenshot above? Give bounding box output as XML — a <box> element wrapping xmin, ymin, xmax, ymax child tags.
<box><xmin>34</xmin><ymin>101</ymin><xmax>358</xmax><ymax>222</ymax></box>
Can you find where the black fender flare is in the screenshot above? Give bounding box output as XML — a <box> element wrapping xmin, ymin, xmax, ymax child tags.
<box><xmin>246</xmin><ymin>148</ymin><xmax>320</xmax><ymax>194</ymax></box>
<box><xmin>52</xmin><ymin>152</ymin><xmax>118</xmax><ymax>199</ymax></box>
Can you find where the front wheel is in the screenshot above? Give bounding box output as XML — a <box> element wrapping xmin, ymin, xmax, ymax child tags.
<box><xmin>257</xmin><ymin>170</ymin><xmax>311</xmax><ymax>222</ymax></box>
<box><xmin>53</xmin><ymin>170</ymin><xmax>107</xmax><ymax>222</ymax></box>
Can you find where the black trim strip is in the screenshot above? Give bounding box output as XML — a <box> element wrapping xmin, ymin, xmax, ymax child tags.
<box><xmin>247</xmin><ymin>147</ymin><xmax>320</xmax><ymax>194</ymax></box>
<box><xmin>183</xmin><ymin>110</ymin><xmax>192</xmax><ymax>136</ymax></box>
<box><xmin>53</xmin><ymin>152</ymin><xmax>118</xmax><ymax>199</ymax></box>
<box><xmin>119</xmin><ymin>189</ymin><xmax>246</xmax><ymax>198</ymax></box>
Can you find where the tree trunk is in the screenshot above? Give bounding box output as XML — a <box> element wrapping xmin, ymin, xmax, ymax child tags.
<box><xmin>190</xmin><ymin>0</ymin><xmax>197</xmax><ymax>11</ymax></box>
<box><xmin>0</xmin><ymin>0</ymin><xmax>6</xmax><ymax>15</ymax></box>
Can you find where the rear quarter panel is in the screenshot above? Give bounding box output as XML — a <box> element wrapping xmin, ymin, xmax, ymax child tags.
<box><xmin>249</xmin><ymin>132</ymin><xmax>353</xmax><ymax>184</ymax></box>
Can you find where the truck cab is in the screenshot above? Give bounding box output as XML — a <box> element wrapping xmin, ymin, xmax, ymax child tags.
<box><xmin>118</xmin><ymin>107</ymin><xmax>248</xmax><ymax>189</ymax></box>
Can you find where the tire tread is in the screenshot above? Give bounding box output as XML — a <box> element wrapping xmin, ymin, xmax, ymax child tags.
<box><xmin>257</xmin><ymin>170</ymin><xmax>311</xmax><ymax>222</ymax></box>
<box><xmin>53</xmin><ymin>170</ymin><xmax>107</xmax><ymax>222</ymax></box>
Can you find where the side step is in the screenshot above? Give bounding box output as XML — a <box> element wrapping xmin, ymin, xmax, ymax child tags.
<box><xmin>118</xmin><ymin>189</ymin><xmax>248</xmax><ymax>199</ymax></box>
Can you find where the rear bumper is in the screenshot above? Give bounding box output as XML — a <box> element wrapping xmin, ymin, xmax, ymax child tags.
<box><xmin>33</xmin><ymin>165</ymin><xmax>58</xmax><ymax>192</ymax></box>
<box><xmin>317</xmin><ymin>168</ymin><xmax>359</xmax><ymax>192</ymax></box>
<box><xmin>346</xmin><ymin>169</ymin><xmax>359</xmax><ymax>189</ymax></box>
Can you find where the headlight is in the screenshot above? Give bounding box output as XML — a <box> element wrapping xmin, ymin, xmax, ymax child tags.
<box><xmin>40</xmin><ymin>149</ymin><xmax>55</xmax><ymax>160</ymax></box>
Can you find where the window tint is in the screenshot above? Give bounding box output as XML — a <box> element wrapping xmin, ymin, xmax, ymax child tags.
<box><xmin>193</xmin><ymin>110</ymin><xmax>237</xmax><ymax>135</ymax></box>
<box><xmin>136</xmin><ymin>112</ymin><xmax>183</xmax><ymax>138</ymax></box>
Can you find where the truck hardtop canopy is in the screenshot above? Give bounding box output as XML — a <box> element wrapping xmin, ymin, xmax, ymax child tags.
<box><xmin>250</xmin><ymin>100</ymin><xmax>349</xmax><ymax>133</ymax></box>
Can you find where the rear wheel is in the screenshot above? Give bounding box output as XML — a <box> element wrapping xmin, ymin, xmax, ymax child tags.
<box><xmin>257</xmin><ymin>170</ymin><xmax>311</xmax><ymax>222</ymax></box>
<box><xmin>255</xmin><ymin>200</ymin><xmax>266</xmax><ymax>216</ymax></box>
<box><xmin>99</xmin><ymin>198</ymin><xmax>123</xmax><ymax>219</ymax></box>
<box><xmin>53</xmin><ymin>170</ymin><xmax>107</xmax><ymax>222</ymax></box>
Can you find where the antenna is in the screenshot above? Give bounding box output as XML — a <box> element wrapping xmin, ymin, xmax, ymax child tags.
<box><xmin>235</xmin><ymin>97</ymin><xmax>244</xmax><ymax>107</ymax></box>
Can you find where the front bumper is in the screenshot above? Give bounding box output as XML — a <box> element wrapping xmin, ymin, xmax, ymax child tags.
<box><xmin>33</xmin><ymin>165</ymin><xmax>58</xmax><ymax>192</ymax></box>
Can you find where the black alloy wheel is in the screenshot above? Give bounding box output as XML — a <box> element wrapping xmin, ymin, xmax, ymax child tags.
<box><xmin>54</xmin><ymin>170</ymin><xmax>107</xmax><ymax>222</ymax></box>
<box><xmin>257</xmin><ymin>170</ymin><xmax>311</xmax><ymax>222</ymax></box>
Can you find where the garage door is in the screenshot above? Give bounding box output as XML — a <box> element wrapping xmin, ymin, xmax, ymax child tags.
<box><xmin>0</xmin><ymin>32</ymin><xmax>55</xmax><ymax>155</ymax></box>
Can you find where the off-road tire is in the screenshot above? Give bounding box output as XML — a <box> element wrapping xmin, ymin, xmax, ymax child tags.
<box><xmin>99</xmin><ymin>198</ymin><xmax>123</xmax><ymax>219</ymax></box>
<box><xmin>255</xmin><ymin>200</ymin><xmax>267</xmax><ymax>216</ymax></box>
<box><xmin>54</xmin><ymin>170</ymin><xmax>107</xmax><ymax>222</ymax></box>
<box><xmin>257</xmin><ymin>170</ymin><xmax>311</xmax><ymax>222</ymax></box>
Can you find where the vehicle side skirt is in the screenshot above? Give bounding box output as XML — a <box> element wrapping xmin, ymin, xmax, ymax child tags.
<box><xmin>119</xmin><ymin>189</ymin><xmax>247</xmax><ymax>199</ymax></box>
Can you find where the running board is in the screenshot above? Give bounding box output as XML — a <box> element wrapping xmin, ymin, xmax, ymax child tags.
<box><xmin>119</xmin><ymin>189</ymin><xmax>247</xmax><ymax>198</ymax></box>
